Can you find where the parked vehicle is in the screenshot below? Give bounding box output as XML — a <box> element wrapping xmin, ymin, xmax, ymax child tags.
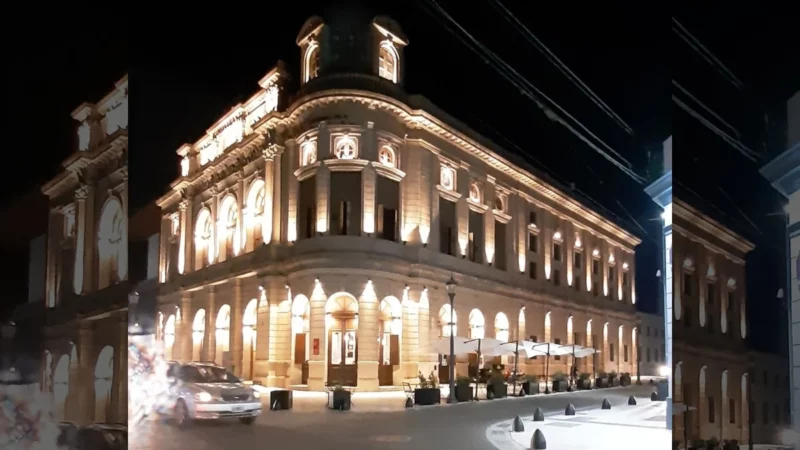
<box><xmin>155</xmin><ymin>361</ymin><xmax>262</xmax><ymax>427</ymax></box>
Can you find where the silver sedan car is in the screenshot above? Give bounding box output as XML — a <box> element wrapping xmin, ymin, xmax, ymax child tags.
<box><xmin>157</xmin><ymin>362</ymin><xmax>262</xmax><ymax>427</ymax></box>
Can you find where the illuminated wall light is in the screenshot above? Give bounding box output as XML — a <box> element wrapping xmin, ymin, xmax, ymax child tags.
<box><xmin>618</xmin><ymin>288</ymin><xmax>623</xmax><ymax>301</ymax></box>
<box><xmin>404</xmin><ymin>284</ymin><xmax>410</xmax><ymax>291</ymax></box>
<box><xmin>603</xmin><ymin>281</ymin><xmax>608</xmax><ymax>297</ymax></box>
<box><xmin>485</xmin><ymin>244</ymin><xmax>495</xmax><ymax>264</ymax></box>
<box><xmin>458</xmin><ymin>237</ymin><xmax>468</xmax><ymax>256</ymax></box>
<box><xmin>592</xmin><ymin>249</ymin><xmax>599</xmax><ymax>257</ymax></box>
<box><xmin>608</xmin><ymin>254</ymin><xmax>615</xmax><ymax>263</ymax></box>
<box><xmin>258</xmin><ymin>289</ymin><xmax>267</xmax><ymax>307</ymax></box>
<box><xmin>181</xmin><ymin>157</ymin><xmax>190</xmax><ymax>177</ymax></box>
<box><xmin>287</xmin><ymin>219</ymin><xmax>297</xmax><ymax>242</ymax></box>
<box><xmin>361</xmin><ymin>279</ymin><xmax>377</xmax><ymax>300</ymax></box>
<box><xmin>574</xmin><ymin>237</ymin><xmax>582</xmax><ymax>248</ymax></box>
<box><xmin>631</xmin><ymin>291</ymin><xmax>636</xmax><ymax>304</ymax></box>
<box><xmin>518</xmin><ymin>254</ymin><xmax>526</xmax><ymax>273</ymax></box>
<box><xmin>419</xmin><ymin>224</ymin><xmax>430</xmax><ymax>245</ymax></box>
<box><xmin>586</xmin><ymin>275</ymin><xmax>592</xmax><ymax>292</ymax></box>
<box><xmin>419</xmin><ymin>287</ymin><xmax>429</xmax><ymax>309</ymax></box>
<box><xmin>553</xmin><ymin>231</ymin><xmax>562</xmax><ymax>240</ymax></box>
<box><xmin>622</xmin><ymin>262</ymin><xmax>629</xmax><ymax>270</ymax></box>
<box><xmin>544</xmin><ymin>262</ymin><xmax>551</xmax><ymax>280</ymax></box>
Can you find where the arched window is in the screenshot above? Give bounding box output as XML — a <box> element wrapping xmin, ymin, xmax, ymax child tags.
<box><xmin>378</xmin><ymin>145</ymin><xmax>396</xmax><ymax>168</ymax></box>
<box><xmin>334</xmin><ymin>136</ymin><xmax>357</xmax><ymax>160</ymax></box>
<box><xmin>301</xmin><ymin>140</ymin><xmax>317</xmax><ymax>166</ymax></box>
<box><xmin>378</xmin><ymin>41</ymin><xmax>398</xmax><ymax>82</ymax></box>
<box><xmin>304</xmin><ymin>43</ymin><xmax>320</xmax><ymax>82</ymax></box>
<box><xmin>469</xmin><ymin>182</ymin><xmax>481</xmax><ymax>203</ymax></box>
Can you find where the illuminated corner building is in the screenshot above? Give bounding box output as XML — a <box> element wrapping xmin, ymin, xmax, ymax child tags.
<box><xmin>155</xmin><ymin>15</ymin><xmax>641</xmax><ymax>391</ymax></box>
<box><xmin>760</xmin><ymin>89</ymin><xmax>800</xmax><ymax>441</ymax></box>
<box><xmin>39</xmin><ymin>76</ymin><xmax>128</xmax><ymax>424</ymax></box>
<box><xmin>671</xmin><ymin>198</ymin><xmax>758</xmax><ymax>445</ymax></box>
<box><xmin>635</xmin><ymin>311</ymin><xmax>667</xmax><ymax>377</ymax></box>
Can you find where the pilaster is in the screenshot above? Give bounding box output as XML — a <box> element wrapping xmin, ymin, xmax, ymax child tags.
<box><xmin>267</xmin><ymin>279</ymin><xmax>291</xmax><ymax>387</ymax></box>
<box><xmin>306</xmin><ymin>281</ymin><xmax>327</xmax><ymax>390</ymax></box>
<box><xmin>362</xmin><ymin>164</ymin><xmax>377</xmax><ymax>235</ymax></box>
<box><xmin>316</xmin><ymin>164</ymin><xmax>331</xmax><ymax>234</ymax></box>
<box><xmin>254</xmin><ymin>288</ymin><xmax>270</xmax><ymax>383</ymax></box>
<box><xmin>401</xmin><ymin>289</ymin><xmax>419</xmax><ymax>381</ymax></box>
<box><xmin>456</xmin><ymin>166</ymin><xmax>469</xmax><ymax>257</ymax></box>
<box><xmin>236</xmin><ymin>172</ymin><xmax>245</xmax><ymax>256</ymax></box>
<box><xmin>231</xmin><ymin>279</ymin><xmax>244</xmax><ymax>376</ymax></box>
<box><xmin>357</xmin><ymin>282</ymin><xmax>379</xmax><ymax>390</ymax></box>
<box><xmin>179</xmin><ymin>293</ymin><xmax>193</xmax><ymax>361</ymax></box>
<box><xmin>205</xmin><ymin>287</ymin><xmax>217</xmax><ymax>363</ymax></box>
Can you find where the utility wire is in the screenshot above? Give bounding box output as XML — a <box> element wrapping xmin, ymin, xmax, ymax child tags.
<box><xmin>673</xmin><ymin>18</ymin><xmax>745</xmax><ymax>90</ymax></box>
<box><xmin>672</xmin><ymin>80</ymin><xmax>741</xmax><ymax>139</ymax></box>
<box><xmin>488</xmin><ymin>0</ymin><xmax>635</xmax><ymax>136</ymax></box>
<box><xmin>421</xmin><ymin>0</ymin><xmax>647</xmax><ymax>185</ymax></box>
<box><xmin>717</xmin><ymin>186</ymin><xmax>763</xmax><ymax>236</ymax></box>
<box><xmin>673</xmin><ymin>96</ymin><xmax>761</xmax><ymax>161</ymax></box>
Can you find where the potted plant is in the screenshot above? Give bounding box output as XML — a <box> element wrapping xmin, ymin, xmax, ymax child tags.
<box><xmin>551</xmin><ymin>371</ymin><xmax>568</xmax><ymax>392</ymax></box>
<box><xmin>620</xmin><ymin>372</ymin><xmax>632</xmax><ymax>386</ymax></box>
<box><xmin>487</xmin><ymin>372</ymin><xmax>508</xmax><ymax>399</ymax></box>
<box><xmin>330</xmin><ymin>385</ymin><xmax>351</xmax><ymax>410</ymax></box>
<box><xmin>576</xmin><ymin>372</ymin><xmax>591</xmax><ymax>390</ymax></box>
<box><xmin>454</xmin><ymin>375</ymin><xmax>473</xmax><ymax>402</ymax></box>
<box><xmin>521</xmin><ymin>374</ymin><xmax>539</xmax><ymax>395</ymax></box>
<box><xmin>608</xmin><ymin>371</ymin><xmax>619</xmax><ymax>387</ymax></box>
<box><xmin>595</xmin><ymin>371</ymin><xmax>608</xmax><ymax>388</ymax></box>
<box><xmin>414</xmin><ymin>371</ymin><xmax>441</xmax><ymax>406</ymax></box>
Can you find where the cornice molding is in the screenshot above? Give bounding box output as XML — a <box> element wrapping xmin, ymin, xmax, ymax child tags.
<box><xmin>674</xmin><ymin>199</ymin><xmax>755</xmax><ymax>258</ymax></box>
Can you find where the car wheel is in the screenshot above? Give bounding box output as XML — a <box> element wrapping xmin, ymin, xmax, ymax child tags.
<box><xmin>174</xmin><ymin>400</ymin><xmax>191</xmax><ymax>429</ymax></box>
<box><xmin>239</xmin><ymin>417</ymin><xmax>256</xmax><ymax>425</ymax></box>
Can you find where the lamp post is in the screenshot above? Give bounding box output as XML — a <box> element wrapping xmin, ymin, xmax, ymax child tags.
<box><xmin>446</xmin><ymin>275</ymin><xmax>457</xmax><ymax>404</ymax></box>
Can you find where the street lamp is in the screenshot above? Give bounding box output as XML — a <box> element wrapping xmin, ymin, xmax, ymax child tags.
<box><xmin>446</xmin><ymin>275</ymin><xmax>457</xmax><ymax>404</ymax></box>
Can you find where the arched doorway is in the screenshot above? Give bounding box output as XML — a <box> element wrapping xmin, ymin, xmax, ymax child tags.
<box><xmin>194</xmin><ymin>208</ymin><xmax>212</xmax><ymax>269</ymax></box>
<box><xmin>325</xmin><ymin>294</ymin><xmax>359</xmax><ymax>386</ymax></box>
<box><xmin>97</xmin><ymin>197</ymin><xmax>126</xmax><ymax>290</ymax></box>
<box><xmin>378</xmin><ymin>297</ymin><xmax>402</xmax><ymax>386</ymax></box>
<box><xmin>468</xmin><ymin>309</ymin><xmax>485</xmax><ymax>339</ymax></box>
<box><xmin>495</xmin><ymin>312</ymin><xmax>510</xmax><ymax>342</ymax></box>
<box><xmin>437</xmin><ymin>304</ymin><xmax>457</xmax><ymax>383</ymax></box>
<box><xmin>164</xmin><ymin>315</ymin><xmax>176</xmax><ymax>360</ymax></box>
<box><xmin>54</xmin><ymin>354</ymin><xmax>70</xmax><ymax>420</ymax></box>
<box><xmin>219</xmin><ymin>195</ymin><xmax>239</xmax><ymax>260</ymax></box>
<box><xmin>94</xmin><ymin>346</ymin><xmax>114</xmax><ymax>423</ymax></box>
<box><xmin>291</xmin><ymin>295</ymin><xmax>311</xmax><ymax>385</ymax></box>
<box><xmin>215</xmin><ymin>305</ymin><xmax>231</xmax><ymax>367</ymax></box>
<box><xmin>192</xmin><ymin>309</ymin><xmax>206</xmax><ymax>361</ymax></box>
<box><xmin>242</xmin><ymin>299</ymin><xmax>258</xmax><ymax>380</ymax></box>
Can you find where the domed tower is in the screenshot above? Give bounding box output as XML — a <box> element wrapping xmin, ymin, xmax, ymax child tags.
<box><xmin>296</xmin><ymin>11</ymin><xmax>409</xmax><ymax>89</ymax></box>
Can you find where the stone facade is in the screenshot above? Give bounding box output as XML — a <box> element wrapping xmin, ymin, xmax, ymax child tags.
<box><xmin>155</xmin><ymin>15</ymin><xmax>640</xmax><ymax>391</ymax></box>
<box><xmin>636</xmin><ymin>312</ymin><xmax>666</xmax><ymax>377</ymax></box>
<box><xmin>672</xmin><ymin>198</ymin><xmax>754</xmax><ymax>444</ymax></box>
<box><xmin>39</xmin><ymin>77</ymin><xmax>128</xmax><ymax>425</ymax></box>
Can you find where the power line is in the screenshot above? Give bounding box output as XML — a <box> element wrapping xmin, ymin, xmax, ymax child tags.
<box><xmin>672</xmin><ymin>80</ymin><xmax>741</xmax><ymax>139</ymax></box>
<box><xmin>488</xmin><ymin>0</ymin><xmax>635</xmax><ymax>136</ymax></box>
<box><xmin>672</xmin><ymin>18</ymin><xmax>745</xmax><ymax>90</ymax></box>
<box><xmin>673</xmin><ymin>96</ymin><xmax>761</xmax><ymax>161</ymax></box>
<box><xmin>421</xmin><ymin>0</ymin><xmax>647</xmax><ymax>185</ymax></box>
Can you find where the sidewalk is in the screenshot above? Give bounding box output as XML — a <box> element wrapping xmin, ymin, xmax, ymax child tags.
<box><xmin>485</xmin><ymin>393</ymin><xmax>670</xmax><ymax>450</ymax></box>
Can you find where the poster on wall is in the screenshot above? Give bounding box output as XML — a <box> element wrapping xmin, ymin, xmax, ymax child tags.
<box><xmin>345</xmin><ymin>331</ymin><xmax>356</xmax><ymax>365</ymax></box>
<box><xmin>331</xmin><ymin>332</ymin><xmax>342</xmax><ymax>365</ymax></box>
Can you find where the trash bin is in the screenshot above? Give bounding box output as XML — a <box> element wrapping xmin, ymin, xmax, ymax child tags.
<box><xmin>270</xmin><ymin>390</ymin><xmax>293</xmax><ymax>410</ymax></box>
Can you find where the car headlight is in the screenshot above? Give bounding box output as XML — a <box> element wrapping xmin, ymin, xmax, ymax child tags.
<box><xmin>194</xmin><ymin>392</ymin><xmax>213</xmax><ymax>402</ymax></box>
<box><xmin>252</xmin><ymin>390</ymin><xmax>260</xmax><ymax>399</ymax></box>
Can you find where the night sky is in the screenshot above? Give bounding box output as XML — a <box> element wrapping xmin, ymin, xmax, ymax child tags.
<box><xmin>2</xmin><ymin>2</ymin><xmax>796</xmax><ymax>353</ymax></box>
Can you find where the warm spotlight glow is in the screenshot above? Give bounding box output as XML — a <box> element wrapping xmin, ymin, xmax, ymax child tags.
<box><xmin>592</xmin><ymin>249</ymin><xmax>599</xmax><ymax>257</ymax></box>
<box><xmin>553</xmin><ymin>231</ymin><xmax>562</xmax><ymax>240</ymax></box>
<box><xmin>658</xmin><ymin>365</ymin><xmax>670</xmax><ymax>377</ymax></box>
<box><xmin>622</xmin><ymin>262</ymin><xmax>629</xmax><ymax>269</ymax></box>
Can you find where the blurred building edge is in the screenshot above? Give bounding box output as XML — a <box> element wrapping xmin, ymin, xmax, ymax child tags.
<box><xmin>129</xmin><ymin>202</ymin><xmax>162</xmax><ymax>336</ymax></box>
<box><xmin>645</xmin><ymin>135</ymin><xmax>673</xmax><ymax>430</ymax></box>
<box><xmin>9</xmin><ymin>76</ymin><xmax>129</xmax><ymax>426</ymax></box>
<box><xmin>636</xmin><ymin>311</ymin><xmax>667</xmax><ymax>378</ymax></box>
<box><xmin>760</xmin><ymin>89</ymin><xmax>800</xmax><ymax>441</ymax></box>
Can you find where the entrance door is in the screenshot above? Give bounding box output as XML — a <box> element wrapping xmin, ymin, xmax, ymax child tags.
<box><xmin>378</xmin><ymin>330</ymin><xmax>398</xmax><ymax>386</ymax></box>
<box><xmin>328</xmin><ymin>319</ymin><xmax>358</xmax><ymax>386</ymax></box>
<box><xmin>294</xmin><ymin>333</ymin><xmax>309</xmax><ymax>385</ymax></box>
<box><xmin>438</xmin><ymin>354</ymin><xmax>451</xmax><ymax>384</ymax></box>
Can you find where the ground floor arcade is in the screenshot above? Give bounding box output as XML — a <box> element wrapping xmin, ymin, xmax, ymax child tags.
<box><xmin>40</xmin><ymin>312</ymin><xmax>127</xmax><ymax>425</ymax></box>
<box><xmin>157</xmin><ymin>273</ymin><xmax>638</xmax><ymax>391</ymax></box>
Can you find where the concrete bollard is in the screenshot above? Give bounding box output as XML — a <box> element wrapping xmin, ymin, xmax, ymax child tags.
<box><xmin>565</xmin><ymin>403</ymin><xmax>576</xmax><ymax>416</ymax></box>
<box><xmin>601</xmin><ymin>398</ymin><xmax>611</xmax><ymax>410</ymax></box>
<box><xmin>533</xmin><ymin>407</ymin><xmax>545</xmax><ymax>422</ymax></box>
<box><xmin>513</xmin><ymin>415</ymin><xmax>525</xmax><ymax>432</ymax></box>
<box><xmin>650</xmin><ymin>392</ymin><xmax>658</xmax><ymax>401</ymax></box>
<box><xmin>405</xmin><ymin>397</ymin><xmax>413</xmax><ymax>408</ymax></box>
<box><xmin>531</xmin><ymin>429</ymin><xmax>547</xmax><ymax>449</ymax></box>
<box><xmin>628</xmin><ymin>395</ymin><xmax>637</xmax><ymax>406</ymax></box>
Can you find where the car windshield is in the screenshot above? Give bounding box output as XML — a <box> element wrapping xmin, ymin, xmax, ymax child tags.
<box><xmin>180</xmin><ymin>365</ymin><xmax>240</xmax><ymax>383</ymax></box>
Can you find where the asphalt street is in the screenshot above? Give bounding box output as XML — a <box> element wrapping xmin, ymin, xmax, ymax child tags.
<box><xmin>130</xmin><ymin>384</ymin><xmax>660</xmax><ymax>450</ymax></box>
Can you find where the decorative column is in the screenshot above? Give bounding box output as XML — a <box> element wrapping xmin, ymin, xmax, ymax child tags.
<box><xmin>267</xmin><ymin>278</ymin><xmax>291</xmax><ymax>387</ymax></box>
<box><xmin>401</xmin><ymin>288</ymin><xmax>419</xmax><ymax>383</ymax></box>
<box><xmin>209</xmin><ymin>187</ymin><xmax>219</xmax><ymax>264</ymax></box>
<box><xmin>73</xmin><ymin>186</ymin><xmax>89</xmax><ymax>295</ymax></box>
<box><xmin>179</xmin><ymin>293</ymin><xmax>193</xmax><ymax>362</ymax></box>
<box><xmin>316</xmin><ymin>164</ymin><xmax>331</xmax><ymax>235</ymax></box>
<box><xmin>115</xmin><ymin>314</ymin><xmax>127</xmax><ymax>422</ymax></box>
<box><xmin>456</xmin><ymin>164</ymin><xmax>469</xmax><ymax>257</ymax></box>
<box><xmin>357</xmin><ymin>280</ymin><xmax>379</xmax><ymax>390</ymax></box>
<box><xmin>231</xmin><ymin>279</ymin><xmax>244</xmax><ymax>377</ymax></box>
<box><xmin>179</xmin><ymin>198</ymin><xmax>193</xmax><ymax>274</ymax></box>
<box><xmin>305</xmin><ymin>281</ymin><xmax>326</xmax><ymax>390</ymax></box>
<box><xmin>484</xmin><ymin>179</ymin><xmax>496</xmax><ymax>265</ymax></box>
<box><xmin>76</xmin><ymin>327</ymin><xmax>94</xmax><ymax>425</ymax></box>
<box><xmin>119</xmin><ymin>170</ymin><xmax>128</xmax><ymax>281</ymax></box>
<box><xmin>205</xmin><ymin>287</ymin><xmax>217</xmax><ymax>363</ymax></box>
<box><xmin>271</xmin><ymin>144</ymin><xmax>285</xmax><ymax>244</ymax></box>
<box><xmin>46</xmin><ymin>209</ymin><xmax>63</xmax><ymax>307</ymax></box>
<box><xmin>428</xmin><ymin>155</ymin><xmax>442</xmax><ymax>251</ymax></box>
<box><xmin>261</xmin><ymin>146</ymin><xmax>276</xmax><ymax>244</ymax></box>
<box><xmin>236</xmin><ymin>172</ymin><xmax>245</xmax><ymax>256</ymax></box>
<box><xmin>417</xmin><ymin>288</ymin><xmax>434</xmax><ymax>376</ymax></box>
<box><xmin>254</xmin><ymin>287</ymin><xmax>270</xmax><ymax>384</ymax></box>
<box><xmin>362</xmin><ymin>164</ymin><xmax>377</xmax><ymax>236</ymax></box>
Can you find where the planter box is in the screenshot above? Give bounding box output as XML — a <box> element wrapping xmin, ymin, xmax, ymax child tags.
<box><xmin>329</xmin><ymin>390</ymin><xmax>351</xmax><ymax>410</ymax></box>
<box><xmin>595</xmin><ymin>378</ymin><xmax>608</xmax><ymax>388</ymax></box>
<box><xmin>576</xmin><ymin>379</ymin><xmax>592</xmax><ymax>390</ymax></box>
<box><xmin>620</xmin><ymin>376</ymin><xmax>632</xmax><ymax>386</ymax></box>
<box><xmin>552</xmin><ymin>380</ymin><xmax>569</xmax><ymax>392</ymax></box>
<box><xmin>488</xmin><ymin>383</ymin><xmax>508</xmax><ymax>399</ymax></box>
<box><xmin>414</xmin><ymin>388</ymin><xmax>441</xmax><ymax>406</ymax></box>
<box><xmin>454</xmin><ymin>385</ymin><xmax>473</xmax><ymax>402</ymax></box>
<box><xmin>269</xmin><ymin>389</ymin><xmax>293</xmax><ymax>410</ymax></box>
<box><xmin>521</xmin><ymin>381</ymin><xmax>540</xmax><ymax>395</ymax></box>
<box><xmin>609</xmin><ymin>378</ymin><xmax>619</xmax><ymax>387</ymax></box>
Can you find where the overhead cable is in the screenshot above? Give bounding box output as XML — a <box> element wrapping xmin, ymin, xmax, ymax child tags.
<box><xmin>672</xmin><ymin>80</ymin><xmax>741</xmax><ymax>139</ymax></box>
<box><xmin>488</xmin><ymin>0</ymin><xmax>635</xmax><ymax>136</ymax></box>
<box><xmin>673</xmin><ymin>95</ymin><xmax>761</xmax><ymax>161</ymax></box>
<box><xmin>672</xmin><ymin>18</ymin><xmax>745</xmax><ymax>90</ymax></box>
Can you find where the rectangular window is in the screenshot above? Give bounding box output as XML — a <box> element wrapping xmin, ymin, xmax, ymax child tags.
<box><xmin>623</xmin><ymin>345</ymin><xmax>628</xmax><ymax>363</ymax></box>
<box><xmin>529</xmin><ymin>211</ymin><xmax>537</xmax><ymax>226</ymax></box>
<box><xmin>646</xmin><ymin>347</ymin><xmax>651</xmax><ymax>362</ymax></box>
<box><xmin>708</xmin><ymin>397</ymin><xmax>715</xmax><ymax>423</ymax></box>
<box><xmin>623</xmin><ymin>272</ymin><xmax>629</xmax><ymax>286</ymax></box>
<box><xmin>553</xmin><ymin>243</ymin><xmax>562</xmax><ymax>261</ymax></box>
<box><xmin>529</xmin><ymin>262</ymin><xmax>537</xmax><ymax>279</ymax></box>
<box><xmin>592</xmin><ymin>259</ymin><xmax>599</xmax><ymax>275</ymax></box>
<box><xmin>763</xmin><ymin>402</ymin><xmax>769</xmax><ymax>424</ymax></box>
<box><xmin>529</xmin><ymin>233</ymin><xmax>538</xmax><ymax>252</ymax></box>
<box><xmin>609</xmin><ymin>267</ymin><xmax>616</xmax><ymax>283</ymax></box>
<box><xmin>574</xmin><ymin>254</ymin><xmax>581</xmax><ymax>269</ymax></box>
<box><xmin>749</xmin><ymin>401</ymin><xmax>755</xmax><ymax>424</ymax></box>
<box><xmin>727</xmin><ymin>292</ymin><xmax>734</xmax><ymax>311</ymax></box>
<box><xmin>609</xmin><ymin>343</ymin><xmax>615</xmax><ymax>362</ymax></box>
<box><xmin>554</xmin><ymin>339</ymin><xmax>561</xmax><ymax>361</ymax></box>
<box><xmin>729</xmin><ymin>399</ymin><xmax>735</xmax><ymax>424</ymax></box>
<box><xmin>707</xmin><ymin>283</ymin><xmax>716</xmax><ymax>305</ymax></box>
<box><xmin>654</xmin><ymin>349</ymin><xmax>659</xmax><ymax>362</ymax></box>
<box><xmin>553</xmin><ymin>269</ymin><xmax>561</xmax><ymax>286</ymax></box>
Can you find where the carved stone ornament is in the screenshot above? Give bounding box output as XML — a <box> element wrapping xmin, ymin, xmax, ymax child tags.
<box><xmin>179</xmin><ymin>199</ymin><xmax>190</xmax><ymax>211</ymax></box>
<box><xmin>75</xmin><ymin>185</ymin><xmax>90</xmax><ymax>201</ymax></box>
